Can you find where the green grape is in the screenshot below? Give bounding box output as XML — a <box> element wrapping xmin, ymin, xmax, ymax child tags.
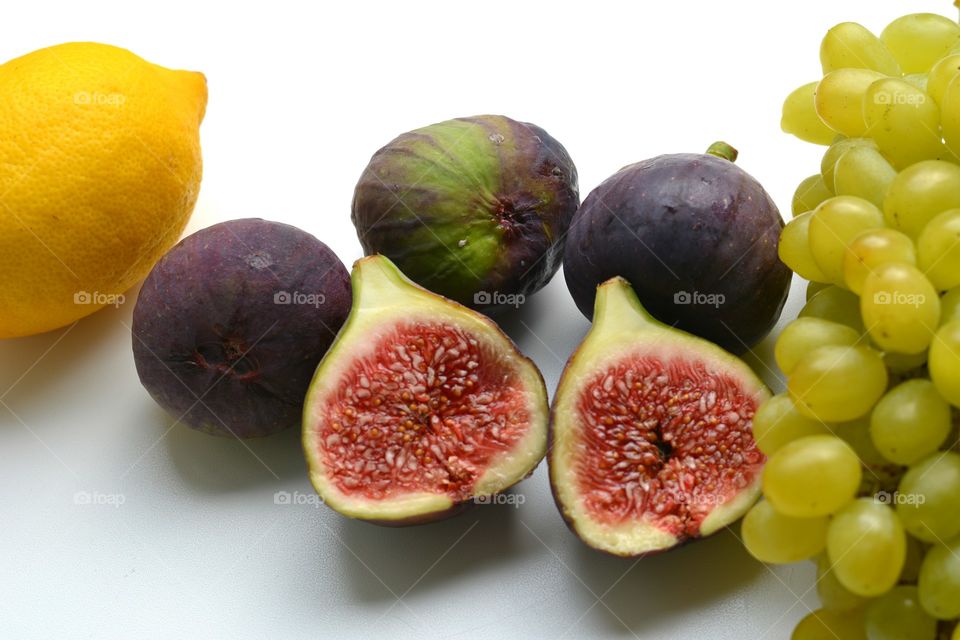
<box><xmin>861</xmin><ymin>263</ymin><xmax>940</xmax><ymax>355</ymax></box>
<box><xmin>817</xmin><ymin>554</ymin><xmax>868</xmax><ymax>612</ymax></box>
<box><xmin>881</xmin><ymin>349</ymin><xmax>927</xmax><ymax>375</ymax></box>
<box><xmin>833</xmin><ymin>146</ymin><xmax>897</xmax><ymax>207</ymax></box>
<box><xmin>900</xmin><ymin>534</ymin><xmax>926</xmax><ymax>584</ymax></box>
<box><xmin>792</xmin><ymin>608</ymin><xmax>867</xmax><ymax>640</ymax></box>
<box><xmin>880</xmin><ymin>13</ymin><xmax>960</xmax><ymax>74</ymax></box>
<box><xmin>780</xmin><ymin>211</ymin><xmax>830</xmax><ymax>282</ymax></box>
<box><xmin>788</xmin><ymin>345</ymin><xmax>887</xmax><ymax>422</ymax></box>
<box><xmin>864</xmin><ymin>586</ymin><xmax>936</xmax><ymax>640</ymax></box>
<box><xmin>827</xmin><ymin>499</ymin><xmax>907</xmax><ymax>597</ymax></box>
<box><xmin>870</xmin><ymin>380</ymin><xmax>950</xmax><ymax>466</ymax></box>
<box><xmin>810</xmin><ymin>196</ymin><xmax>885</xmax><ymax>284</ymax></box>
<box><xmin>752</xmin><ymin>393</ymin><xmax>830</xmax><ymax>455</ymax></box>
<box><xmin>942</xmin><ymin>74</ymin><xmax>960</xmax><ymax>156</ymax></box>
<box><xmin>927</xmin><ymin>53</ymin><xmax>960</xmax><ymax>105</ymax></box>
<box><xmin>783</xmin><ymin>81</ymin><xmax>841</xmax><ymax>145</ymax></box>
<box><xmin>833</xmin><ymin>417</ymin><xmax>889</xmax><ymax>467</ymax></box>
<box><xmin>884</xmin><ymin>160</ymin><xmax>960</xmax><ymax>237</ymax></box>
<box><xmin>918</xmin><ymin>535</ymin><xmax>960</xmax><ymax>619</ymax></box>
<box><xmin>822</xmin><ymin>138</ymin><xmax>879</xmax><ymax>192</ymax></box>
<box><xmin>897</xmin><ymin>452</ymin><xmax>960</xmax><ymax>543</ymax></box>
<box><xmin>842</xmin><ymin>228</ymin><xmax>917</xmax><ymax>295</ymax></box>
<box><xmin>793</xmin><ymin>174</ymin><xmax>834</xmax><ymax>217</ymax></box>
<box><xmin>954</xmin><ymin>624</ymin><xmax>960</xmax><ymax>640</ymax></box>
<box><xmin>939</xmin><ymin>287</ymin><xmax>960</xmax><ymax>325</ymax></box>
<box><xmin>821</xmin><ymin>22</ymin><xmax>901</xmax><ymax>76</ymax></box>
<box><xmin>816</xmin><ymin>69</ymin><xmax>889</xmax><ymax>138</ymax></box>
<box><xmin>863</xmin><ymin>78</ymin><xmax>946</xmax><ymax>170</ymax></box>
<box><xmin>903</xmin><ymin>73</ymin><xmax>929</xmax><ymax>92</ymax></box>
<box><xmin>918</xmin><ymin>209</ymin><xmax>960</xmax><ymax>291</ymax></box>
<box><xmin>807</xmin><ymin>281</ymin><xmax>830</xmax><ymax>301</ymax></box>
<box><xmin>763</xmin><ymin>435</ymin><xmax>861</xmax><ymax>517</ymax></box>
<box><xmin>741</xmin><ymin>499</ymin><xmax>828</xmax><ymax>564</ymax></box>
<box><xmin>928</xmin><ymin>320</ymin><xmax>960</xmax><ymax>406</ymax></box>
<box><xmin>800</xmin><ymin>285</ymin><xmax>866</xmax><ymax>334</ymax></box>
<box><xmin>776</xmin><ymin>317</ymin><xmax>861</xmax><ymax>375</ymax></box>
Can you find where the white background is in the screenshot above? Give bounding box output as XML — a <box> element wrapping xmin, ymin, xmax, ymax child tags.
<box><xmin>0</xmin><ymin>1</ymin><xmax>950</xmax><ymax>638</ymax></box>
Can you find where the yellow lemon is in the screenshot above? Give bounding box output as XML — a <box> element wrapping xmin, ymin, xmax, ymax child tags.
<box><xmin>0</xmin><ymin>42</ymin><xmax>206</xmax><ymax>338</ymax></box>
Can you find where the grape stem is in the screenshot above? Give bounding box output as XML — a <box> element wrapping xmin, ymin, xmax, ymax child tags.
<box><xmin>706</xmin><ymin>141</ymin><xmax>739</xmax><ymax>163</ymax></box>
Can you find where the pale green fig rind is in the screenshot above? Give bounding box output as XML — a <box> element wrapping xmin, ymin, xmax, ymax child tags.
<box><xmin>302</xmin><ymin>255</ymin><xmax>548</xmax><ymax>525</ymax></box>
<box><xmin>549</xmin><ymin>277</ymin><xmax>768</xmax><ymax>556</ymax></box>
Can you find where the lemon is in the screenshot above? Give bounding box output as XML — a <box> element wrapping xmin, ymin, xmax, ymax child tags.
<box><xmin>0</xmin><ymin>42</ymin><xmax>206</xmax><ymax>338</ymax></box>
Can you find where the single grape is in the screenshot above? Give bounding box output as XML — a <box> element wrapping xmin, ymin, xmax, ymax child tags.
<box><xmin>842</xmin><ymin>228</ymin><xmax>917</xmax><ymax>295</ymax></box>
<box><xmin>752</xmin><ymin>393</ymin><xmax>830</xmax><ymax>455</ymax></box>
<box><xmin>940</xmin><ymin>287</ymin><xmax>960</xmax><ymax>325</ymax></box>
<box><xmin>827</xmin><ymin>499</ymin><xmax>906</xmax><ymax>597</ymax></box>
<box><xmin>884</xmin><ymin>160</ymin><xmax>960</xmax><ymax>237</ymax></box>
<box><xmin>928</xmin><ymin>320</ymin><xmax>960</xmax><ymax>406</ymax></box>
<box><xmin>864</xmin><ymin>585</ymin><xmax>936</xmax><ymax>640</ymax></box>
<box><xmin>810</xmin><ymin>196</ymin><xmax>885</xmax><ymax>284</ymax></box>
<box><xmin>807</xmin><ymin>281</ymin><xmax>830</xmax><ymax>301</ymax></box>
<box><xmin>780</xmin><ymin>211</ymin><xmax>830</xmax><ymax>282</ymax></box>
<box><xmin>800</xmin><ymin>286</ymin><xmax>865</xmax><ymax>334</ymax></box>
<box><xmin>881</xmin><ymin>13</ymin><xmax>960</xmax><ymax>73</ymax></box>
<box><xmin>784</xmin><ymin>81</ymin><xmax>840</xmax><ymax>145</ymax></box>
<box><xmin>822</xmin><ymin>138</ymin><xmax>878</xmax><ymax>192</ymax></box>
<box><xmin>897</xmin><ymin>452</ymin><xmax>960</xmax><ymax>543</ymax></box>
<box><xmin>792</xmin><ymin>608</ymin><xmax>867</xmax><ymax>640</ymax></box>
<box><xmin>860</xmin><ymin>263</ymin><xmax>940</xmax><ymax>355</ymax></box>
<box><xmin>927</xmin><ymin>53</ymin><xmax>960</xmax><ymax>105</ymax></box>
<box><xmin>918</xmin><ymin>535</ymin><xmax>960</xmax><ymax>619</ymax></box>
<box><xmin>815</xmin><ymin>69</ymin><xmax>889</xmax><ymax>138</ymax></box>
<box><xmin>776</xmin><ymin>317</ymin><xmax>861</xmax><ymax>375</ymax></box>
<box><xmin>816</xmin><ymin>554</ymin><xmax>868</xmax><ymax>612</ymax></box>
<box><xmin>870</xmin><ymin>380</ymin><xmax>950</xmax><ymax>466</ymax></box>
<box><xmin>821</xmin><ymin>22</ymin><xmax>901</xmax><ymax>76</ymax></box>
<box><xmin>741</xmin><ymin>499</ymin><xmax>828</xmax><ymax>564</ymax></box>
<box><xmin>763</xmin><ymin>434</ymin><xmax>861</xmax><ymax>517</ymax></box>
<box><xmin>918</xmin><ymin>209</ymin><xmax>960</xmax><ymax>291</ymax></box>
<box><xmin>833</xmin><ymin>145</ymin><xmax>897</xmax><ymax>207</ymax></box>
<box><xmin>789</xmin><ymin>346</ymin><xmax>887</xmax><ymax>422</ymax></box>
<box><xmin>794</xmin><ymin>174</ymin><xmax>834</xmax><ymax>217</ymax></box>
<box><xmin>863</xmin><ymin>78</ymin><xmax>946</xmax><ymax>170</ymax></box>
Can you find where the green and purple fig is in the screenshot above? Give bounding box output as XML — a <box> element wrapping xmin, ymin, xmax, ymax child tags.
<box><xmin>352</xmin><ymin>115</ymin><xmax>579</xmax><ymax>310</ymax></box>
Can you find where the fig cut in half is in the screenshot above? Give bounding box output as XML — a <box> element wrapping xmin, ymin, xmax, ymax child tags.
<box><xmin>303</xmin><ymin>255</ymin><xmax>548</xmax><ymax>525</ymax></box>
<box><xmin>549</xmin><ymin>277</ymin><xmax>768</xmax><ymax>556</ymax></box>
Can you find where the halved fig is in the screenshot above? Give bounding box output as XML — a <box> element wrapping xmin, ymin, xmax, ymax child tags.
<box><xmin>303</xmin><ymin>255</ymin><xmax>548</xmax><ymax>525</ymax></box>
<box><xmin>549</xmin><ymin>277</ymin><xmax>769</xmax><ymax>556</ymax></box>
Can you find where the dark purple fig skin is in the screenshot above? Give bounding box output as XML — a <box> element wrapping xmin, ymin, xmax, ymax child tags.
<box><xmin>352</xmin><ymin>115</ymin><xmax>579</xmax><ymax>310</ymax></box>
<box><xmin>132</xmin><ymin>219</ymin><xmax>351</xmax><ymax>438</ymax></box>
<box><xmin>563</xmin><ymin>153</ymin><xmax>791</xmax><ymax>353</ymax></box>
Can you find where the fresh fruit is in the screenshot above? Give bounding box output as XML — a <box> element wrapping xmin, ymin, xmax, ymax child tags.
<box><xmin>791</xmin><ymin>608</ymin><xmax>867</xmax><ymax>640</ymax></box>
<box><xmin>822</xmin><ymin>138</ymin><xmax>878</xmax><ymax>192</ymax></box>
<box><xmin>820</xmin><ymin>22</ymin><xmax>901</xmax><ymax>75</ymax></box>
<box><xmin>930</xmin><ymin>320</ymin><xmax>960</xmax><ymax>405</ymax></box>
<box><xmin>751</xmin><ymin>393</ymin><xmax>829</xmax><ymax>455</ymax></box>
<box><xmin>864</xmin><ymin>585</ymin><xmax>937</xmax><ymax>640</ymax></box>
<box><xmin>816</xmin><ymin>554</ymin><xmax>868</xmax><ymax>612</ymax></box>
<box><xmin>832</xmin><ymin>145</ymin><xmax>897</xmax><ymax>206</ymax></box>
<box><xmin>762</xmin><ymin>435</ymin><xmax>861</xmax><ymax>517</ymax></box>
<box><xmin>741</xmin><ymin>499</ymin><xmax>827</xmax><ymax>564</ymax></box>
<box><xmin>942</xmin><ymin>288</ymin><xmax>960</xmax><ymax>325</ymax></box>
<box><xmin>782</xmin><ymin>82</ymin><xmax>837</xmax><ymax>145</ymax></box>
<box><xmin>563</xmin><ymin>143</ymin><xmax>790</xmax><ymax>353</ymax></box>
<box><xmin>918</xmin><ymin>535</ymin><xmax>960</xmax><ymax>619</ymax></box>
<box><xmin>869</xmin><ymin>380</ymin><xmax>950</xmax><ymax>465</ymax></box>
<box><xmin>863</xmin><ymin>78</ymin><xmax>946</xmax><ymax>169</ymax></box>
<box><xmin>781</xmin><ymin>212</ymin><xmax>831</xmax><ymax>282</ymax></box>
<box><xmin>814</xmin><ymin>69</ymin><xmax>887</xmax><ymax>137</ymax></box>
<box><xmin>351</xmin><ymin>115</ymin><xmax>578</xmax><ymax>310</ymax></box>
<box><xmin>549</xmin><ymin>277</ymin><xmax>767</xmax><ymax>556</ymax></box>
<box><xmin>793</xmin><ymin>174</ymin><xmax>834</xmax><ymax>216</ymax></box>
<box><xmin>880</xmin><ymin>13</ymin><xmax>960</xmax><ymax>74</ymax></box>
<box><xmin>302</xmin><ymin>255</ymin><xmax>547</xmax><ymax>525</ymax></box>
<box><xmin>775</xmin><ymin>318</ymin><xmax>861</xmax><ymax>375</ymax></box>
<box><xmin>0</xmin><ymin>42</ymin><xmax>206</xmax><ymax>338</ymax></box>
<box><xmin>883</xmin><ymin>160</ymin><xmax>960</xmax><ymax>237</ymax></box>
<box><xmin>827</xmin><ymin>499</ymin><xmax>907</xmax><ymax>597</ymax></box>
<box><xmin>917</xmin><ymin>209</ymin><xmax>960</xmax><ymax>290</ymax></box>
<box><xmin>896</xmin><ymin>452</ymin><xmax>960</xmax><ymax>543</ymax></box>
<box><xmin>842</xmin><ymin>228</ymin><xmax>916</xmax><ymax>295</ymax></box>
<box><xmin>860</xmin><ymin>263</ymin><xmax>940</xmax><ymax>355</ymax></box>
<box><xmin>799</xmin><ymin>286</ymin><xmax>866</xmax><ymax>333</ymax></box>
<box><xmin>787</xmin><ymin>345</ymin><xmax>887</xmax><ymax>422</ymax></box>
<box><xmin>927</xmin><ymin>53</ymin><xmax>960</xmax><ymax>104</ymax></box>
<box><xmin>132</xmin><ymin>219</ymin><xmax>350</xmax><ymax>438</ymax></box>
<box><xmin>809</xmin><ymin>196</ymin><xmax>884</xmax><ymax>285</ymax></box>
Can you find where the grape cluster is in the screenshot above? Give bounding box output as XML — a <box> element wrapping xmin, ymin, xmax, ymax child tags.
<box><xmin>746</xmin><ymin>12</ymin><xmax>960</xmax><ymax>640</ymax></box>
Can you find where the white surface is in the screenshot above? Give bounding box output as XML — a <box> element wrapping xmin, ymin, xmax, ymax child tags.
<box><xmin>0</xmin><ymin>1</ymin><xmax>947</xmax><ymax>638</ymax></box>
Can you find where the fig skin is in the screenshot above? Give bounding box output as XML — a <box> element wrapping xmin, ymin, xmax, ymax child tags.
<box><xmin>132</xmin><ymin>218</ymin><xmax>351</xmax><ymax>438</ymax></box>
<box><xmin>563</xmin><ymin>150</ymin><xmax>791</xmax><ymax>353</ymax></box>
<box><xmin>352</xmin><ymin>115</ymin><xmax>579</xmax><ymax>310</ymax></box>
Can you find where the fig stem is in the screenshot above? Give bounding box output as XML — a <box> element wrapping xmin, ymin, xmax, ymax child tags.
<box><xmin>593</xmin><ymin>277</ymin><xmax>660</xmax><ymax>334</ymax></box>
<box><xmin>706</xmin><ymin>141</ymin><xmax>739</xmax><ymax>163</ymax></box>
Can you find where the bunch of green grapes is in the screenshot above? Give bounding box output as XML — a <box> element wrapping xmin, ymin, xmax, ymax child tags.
<box><xmin>748</xmin><ymin>10</ymin><xmax>960</xmax><ymax>640</ymax></box>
